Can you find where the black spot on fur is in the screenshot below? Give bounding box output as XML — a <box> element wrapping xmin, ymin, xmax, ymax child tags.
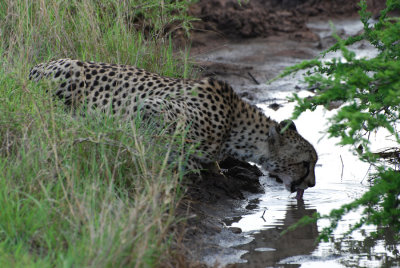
<box><xmin>67</xmin><ymin>84</ymin><xmax>76</xmax><ymax>92</ymax></box>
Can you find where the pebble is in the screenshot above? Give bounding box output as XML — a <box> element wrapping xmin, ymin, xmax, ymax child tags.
<box><xmin>229</xmin><ymin>227</ymin><xmax>242</xmax><ymax>234</ymax></box>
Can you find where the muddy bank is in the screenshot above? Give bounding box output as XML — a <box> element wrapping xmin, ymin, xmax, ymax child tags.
<box><xmin>177</xmin><ymin>0</ymin><xmax>388</xmax><ymax>67</ymax></box>
<box><xmin>188</xmin><ymin>157</ymin><xmax>264</xmax><ymax>201</ymax></box>
<box><xmin>189</xmin><ymin>0</ymin><xmax>385</xmax><ymax>39</ymax></box>
<box><xmin>180</xmin><ymin>158</ymin><xmax>266</xmax><ymax>266</ymax></box>
<box><xmin>186</xmin><ymin>0</ymin><xmax>386</xmax><ymax>89</ymax></box>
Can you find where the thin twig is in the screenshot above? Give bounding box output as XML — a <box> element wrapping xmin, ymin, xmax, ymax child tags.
<box><xmin>248</xmin><ymin>72</ymin><xmax>260</xmax><ymax>85</ymax></box>
<box><xmin>340</xmin><ymin>155</ymin><xmax>344</xmax><ymax>180</ymax></box>
<box><xmin>261</xmin><ymin>209</ymin><xmax>267</xmax><ymax>222</ymax></box>
<box><xmin>361</xmin><ymin>164</ymin><xmax>372</xmax><ymax>184</ymax></box>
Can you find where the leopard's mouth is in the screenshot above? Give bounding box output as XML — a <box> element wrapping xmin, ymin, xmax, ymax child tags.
<box><xmin>290</xmin><ymin>181</ymin><xmax>307</xmax><ymax>200</ymax></box>
<box><xmin>295</xmin><ymin>188</ymin><xmax>304</xmax><ymax>200</ymax></box>
<box><xmin>288</xmin><ymin>184</ymin><xmax>304</xmax><ymax>199</ymax></box>
<box><xmin>269</xmin><ymin>173</ymin><xmax>306</xmax><ymax>200</ymax></box>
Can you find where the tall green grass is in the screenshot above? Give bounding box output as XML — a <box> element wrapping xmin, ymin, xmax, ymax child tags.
<box><xmin>1</xmin><ymin>0</ymin><xmax>194</xmax><ymax>75</ymax></box>
<box><xmin>0</xmin><ymin>0</ymin><xmax>196</xmax><ymax>267</ymax></box>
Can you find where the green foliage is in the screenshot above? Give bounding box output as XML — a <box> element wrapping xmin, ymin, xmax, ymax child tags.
<box><xmin>0</xmin><ymin>0</ymin><xmax>196</xmax><ymax>76</ymax></box>
<box><xmin>281</xmin><ymin>0</ymin><xmax>400</xmax><ymax>240</ymax></box>
<box><xmin>0</xmin><ymin>0</ymin><xmax>196</xmax><ymax>267</ymax></box>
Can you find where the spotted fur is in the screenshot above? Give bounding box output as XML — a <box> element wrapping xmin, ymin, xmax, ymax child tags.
<box><xmin>29</xmin><ymin>58</ymin><xmax>318</xmax><ymax>193</ymax></box>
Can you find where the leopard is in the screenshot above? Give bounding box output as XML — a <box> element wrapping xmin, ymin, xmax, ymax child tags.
<box><xmin>29</xmin><ymin>58</ymin><xmax>318</xmax><ymax>198</ymax></box>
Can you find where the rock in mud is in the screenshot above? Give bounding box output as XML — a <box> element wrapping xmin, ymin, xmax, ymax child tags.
<box><xmin>186</xmin><ymin>157</ymin><xmax>264</xmax><ymax>202</ymax></box>
<box><xmin>229</xmin><ymin>227</ymin><xmax>242</xmax><ymax>234</ymax></box>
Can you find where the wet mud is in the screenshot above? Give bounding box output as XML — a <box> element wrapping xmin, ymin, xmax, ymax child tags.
<box><xmin>180</xmin><ymin>158</ymin><xmax>265</xmax><ymax>265</ymax></box>
<box><xmin>183</xmin><ymin>0</ymin><xmax>385</xmax><ymax>53</ymax></box>
<box><xmin>190</xmin><ymin>0</ymin><xmax>385</xmax><ymax>38</ymax></box>
<box><xmin>188</xmin><ymin>157</ymin><xmax>265</xmax><ymax>202</ymax></box>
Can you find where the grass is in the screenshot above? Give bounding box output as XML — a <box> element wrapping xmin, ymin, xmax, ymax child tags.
<box><xmin>0</xmin><ymin>0</ymin><xmax>196</xmax><ymax>267</ymax></box>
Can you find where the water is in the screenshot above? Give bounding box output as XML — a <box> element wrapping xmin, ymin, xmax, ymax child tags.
<box><xmin>227</xmin><ymin>95</ymin><xmax>400</xmax><ymax>267</ymax></box>
<box><xmin>194</xmin><ymin>18</ymin><xmax>400</xmax><ymax>267</ymax></box>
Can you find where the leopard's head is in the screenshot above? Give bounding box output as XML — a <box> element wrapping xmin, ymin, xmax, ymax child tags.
<box><xmin>258</xmin><ymin>120</ymin><xmax>317</xmax><ymax>199</ymax></box>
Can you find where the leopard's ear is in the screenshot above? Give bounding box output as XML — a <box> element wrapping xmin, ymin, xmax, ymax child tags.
<box><xmin>279</xmin><ymin>120</ymin><xmax>297</xmax><ymax>132</ymax></box>
<box><xmin>268</xmin><ymin>125</ymin><xmax>280</xmax><ymax>148</ymax></box>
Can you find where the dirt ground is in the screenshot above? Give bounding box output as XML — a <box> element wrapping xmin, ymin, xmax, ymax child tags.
<box><xmin>189</xmin><ymin>0</ymin><xmax>385</xmax><ymax>38</ymax></box>
<box><xmin>178</xmin><ymin>158</ymin><xmax>265</xmax><ymax>267</ymax></box>
<box><xmin>176</xmin><ymin>0</ymin><xmax>386</xmax><ymax>55</ymax></box>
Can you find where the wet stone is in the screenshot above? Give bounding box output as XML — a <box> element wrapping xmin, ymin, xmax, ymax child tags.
<box><xmin>229</xmin><ymin>227</ymin><xmax>242</xmax><ymax>234</ymax></box>
<box><xmin>245</xmin><ymin>203</ymin><xmax>258</xmax><ymax>210</ymax></box>
<box><xmin>268</xmin><ymin>103</ymin><xmax>282</xmax><ymax>111</ymax></box>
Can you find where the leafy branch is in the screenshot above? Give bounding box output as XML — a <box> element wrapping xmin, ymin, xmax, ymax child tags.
<box><xmin>281</xmin><ymin>0</ymin><xmax>400</xmax><ymax>241</ymax></box>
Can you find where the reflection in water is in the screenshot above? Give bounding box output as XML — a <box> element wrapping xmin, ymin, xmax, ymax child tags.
<box><xmin>232</xmin><ymin>200</ymin><xmax>319</xmax><ymax>267</ymax></box>
<box><xmin>328</xmin><ymin>227</ymin><xmax>400</xmax><ymax>267</ymax></box>
<box><xmin>229</xmin><ymin>201</ymin><xmax>400</xmax><ymax>267</ymax></box>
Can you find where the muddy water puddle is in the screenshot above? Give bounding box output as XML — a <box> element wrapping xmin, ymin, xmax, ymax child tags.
<box><xmin>194</xmin><ymin>18</ymin><xmax>400</xmax><ymax>267</ymax></box>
